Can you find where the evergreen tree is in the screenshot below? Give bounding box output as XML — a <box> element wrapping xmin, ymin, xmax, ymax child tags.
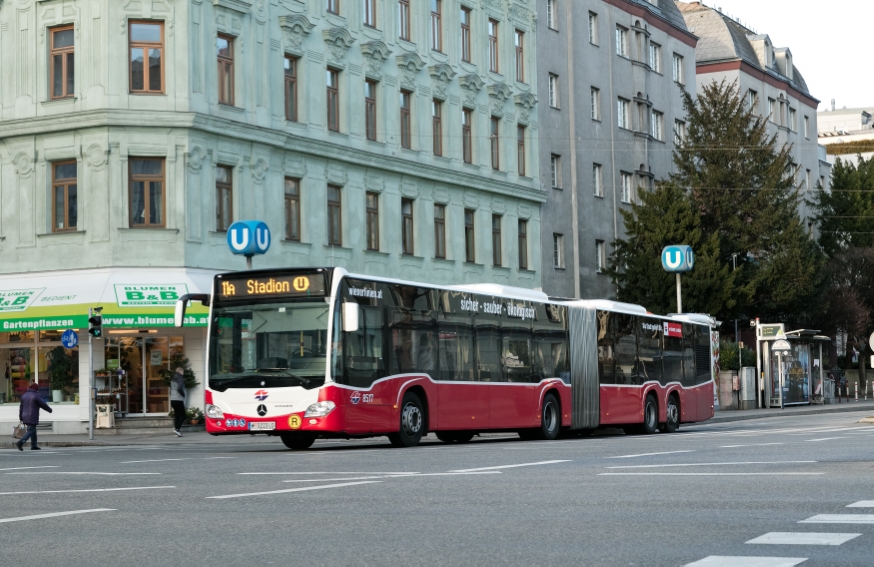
<box><xmin>811</xmin><ymin>156</ymin><xmax>874</xmax><ymax>256</ymax></box>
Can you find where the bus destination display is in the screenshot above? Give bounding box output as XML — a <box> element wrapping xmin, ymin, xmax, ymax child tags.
<box><xmin>218</xmin><ymin>273</ymin><xmax>327</xmax><ymax>300</ymax></box>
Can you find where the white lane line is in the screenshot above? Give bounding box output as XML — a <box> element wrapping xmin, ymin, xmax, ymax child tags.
<box><xmin>0</xmin><ymin>486</ymin><xmax>174</xmax><ymax>496</ymax></box>
<box><xmin>804</xmin><ymin>437</ymin><xmax>846</xmax><ymax>442</ymax></box>
<box><xmin>799</xmin><ymin>514</ymin><xmax>874</xmax><ymax>524</ymax></box>
<box><xmin>120</xmin><ymin>458</ymin><xmax>190</xmax><ymax>464</ymax></box>
<box><xmin>202</xmin><ymin>457</ymin><xmax>235</xmax><ymax>460</ymax></box>
<box><xmin>283</xmin><ymin>476</ymin><xmax>389</xmax><ymax>482</ymax></box>
<box><xmin>207</xmin><ymin>480</ymin><xmax>381</xmax><ymax>499</ymax></box>
<box><xmin>286</xmin><ymin>450</ymin><xmax>382</xmax><ymax>456</ymax></box>
<box><xmin>238</xmin><ymin>471</ymin><xmax>419</xmax><ymax>475</ymax></box>
<box><xmin>0</xmin><ymin>509</ymin><xmax>116</xmax><ymax>524</ymax></box>
<box><xmin>450</xmin><ymin>460</ymin><xmax>570</xmax><ymax>473</ymax></box>
<box><xmin>0</xmin><ymin>466</ymin><xmax>59</xmax><ymax>472</ymax></box>
<box><xmin>746</xmin><ymin>532</ymin><xmax>860</xmax><ymax>546</ymax></box>
<box><xmin>281</xmin><ymin>472</ymin><xmax>502</xmax><ymax>483</ymax></box>
<box><xmin>720</xmin><ymin>443</ymin><xmax>785</xmax><ymax>448</ymax></box>
<box><xmin>605</xmin><ymin>450</ymin><xmax>695</xmax><ymax>459</ymax></box>
<box><xmin>4</xmin><ymin>472</ymin><xmax>161</xmax><ymax>476</ymax></box>
<box><xmin>607</xmin><ymin>461</ymin><xmax>816</xmax><ymax>470</ymax></box>
<box><xmin>684</xmin><ymin>556</ymin><xmax>807</xmax><ymax>567</ymax></box>
<box><xmin>0</xmin><ymin>452</ymin><xmax>63</xmax><ymax>455</ymax></box>
<box><xmin>601</xmin><ymin>473</ymin><xmax>823</xmax><ymax>476</ymax></box>
<box><xmin>847</xmin><ymin>501</ymin><xmax>874</xmax><ymax>508</ymax></box>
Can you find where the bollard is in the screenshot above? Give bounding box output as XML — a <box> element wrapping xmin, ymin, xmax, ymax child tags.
<box><xmin>846</xmin><ymin>385</ymin><xmax>850</xmax><ymax>403</ymax></box>
<box><xmin>855</xmin><ymin>382</ymin><xmax>859</xmax><ymax>402</ymax></box>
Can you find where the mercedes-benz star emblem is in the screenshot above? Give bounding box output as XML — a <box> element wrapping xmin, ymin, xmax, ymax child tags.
<box><xmin>257</xmin><ymin>404</ymin><xmax>268</xmax><ymax>416</ymax></box>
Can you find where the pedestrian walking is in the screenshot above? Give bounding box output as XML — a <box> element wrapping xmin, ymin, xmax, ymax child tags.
<box><xmin>16</xmin><ymin>383</ymin><xmax>52</xmax><ymax>451</ymax></box>
<box><xmin>170</xmin><ymin>367</ymin><xmax>187</xmax><ymax>437</ymax></box>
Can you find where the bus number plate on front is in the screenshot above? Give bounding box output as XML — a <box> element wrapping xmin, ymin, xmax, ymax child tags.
<box><xmin>249</xmin><ymin>422</ymin><xmax>275</xmax><ymax>431</ymax></box>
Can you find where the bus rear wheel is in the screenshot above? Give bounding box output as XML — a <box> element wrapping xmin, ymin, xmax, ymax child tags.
<box><xmin>388</xmin><ymin>391</ymin><xmax>425</xmax><ymax>448</ymax></box>
<box><xmin>538</xmin><ymin>393</ymin><xmax>561</xmax><ymax>440</ymax></box>
<box><xmin>280</xmin><ymin>433</ymin><xmax>315</xmax><ymax>451</ymax></box>
<box><xmin>659</xmin><ymin>395</ymin><xmax>679</xmax><ymax>434</ymax></box>
<box><xmin>436</xmin><ymin>431</ymin><xmax>475</xmax><ymax>444</ymax></box>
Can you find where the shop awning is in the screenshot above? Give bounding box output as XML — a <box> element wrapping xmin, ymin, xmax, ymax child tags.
<box><xmin>0</xmin><ymin>268</ymin><xmax>218</xmax><ymax>331</ymax></box>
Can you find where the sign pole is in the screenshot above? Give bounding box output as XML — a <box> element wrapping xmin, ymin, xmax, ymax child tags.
<box><xmin>246</xmin><ymin>255</ymin><xmax>253</xmax><ymax>270</ymax></box>
<box><xmin>661</xmin><ymin>245</ymin><xmax>693</xmax><ymax>314</ymax></box>
<box><xmin>675</xmin><ymin>273</ymin><xmax>682</xmax><ymax>314</ymax></box>
<box><xmin>88</xmin><ymin>309</ymin><xmax>94</xmax><ymax>441</ymax></box>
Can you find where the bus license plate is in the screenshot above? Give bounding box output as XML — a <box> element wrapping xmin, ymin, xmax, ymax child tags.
<box><xmin>249</xmin><ymin>422</ymin><xmax>275</xmax><ymax>431</ymax></box>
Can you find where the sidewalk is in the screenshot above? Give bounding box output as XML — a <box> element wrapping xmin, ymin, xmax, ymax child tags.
<box><xmin>712</xmin><ymin>399</ymin><xmax>874</xmax><ymax>424</ymax></box>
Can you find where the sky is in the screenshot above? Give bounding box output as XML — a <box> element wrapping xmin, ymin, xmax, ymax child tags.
<box><xmin>716</xmin><ymin>0</ymin><xmax>871</xmax><ymax>111</ymax></box>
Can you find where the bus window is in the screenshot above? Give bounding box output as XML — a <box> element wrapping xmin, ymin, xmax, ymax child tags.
<box><xmin>502</xmin><ymin>335</ymin><xmax>531</xmax><ymax>382</ymax></box>
<box><xmin>475</xmin><ymin>317</ymin><xmax>501</xmax><ymax>382</ymax></box>
<box><xmin>681</xmin><ymin>323</ymin><xmax>696</xmax><ymax>387</ymax></box>
<box><xmin>663</xmin><ymin>321</ymin><xmax>684</xmax><ymax>384</ymax></box>
<box><xmin>597</xmin><ymin>310</ymin><xmax>614</xmax><ymax>384</ymax></box>
<box><xmin>694</xmin><ymin>324</ymin><xmax>712</xmax><ymax>384</ymax></box>
<box><xmin>614</xmin><ymin>314</ymin><xmax>639</xmax><ymax>385</ymax></box>
<box><xmin>437</xmin><ymin>313</ymin><xmax>475</xmax><ymax>381</ymax></box>
<box><xmin>533</xmin><ymin>303</ymin><xmax>569</xmax><ymax>382</ymax></box>
<box><xmin>638</xmin><ymin>317</ymin><xmax>663</xmax><ymax>384</ymax></box>
<box><xmin>343</xmin><ymin>305</ymin><xmax>385</xmax><ymax>388</ymax></box>
<box><xmin>387</xmin><ymin>307</ymin><xmax>437</xmax><ymax>376</ymax></box>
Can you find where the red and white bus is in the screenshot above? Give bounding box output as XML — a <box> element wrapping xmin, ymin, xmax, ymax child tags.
<box><xmin>175</xmin><ymin>267</ymin><xmax>715</xmax><ymax>449</ymax></box>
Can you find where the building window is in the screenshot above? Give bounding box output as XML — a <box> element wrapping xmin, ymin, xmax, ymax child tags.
<box><xmin>432</xmin><ymin>99</ymin><xmax>443</xmax><ymax>156</ymax></box>
<box><xmin>648</xmin><ymin>42</ymin><xmax>661</xmax><ymax>73</ymax></box>
<box><xmin>518</xmin><ymin>219</ymin><xmax>528</xmax><ymax>270</ymax></box>
<box><xmin>514</xmin><ymin>30</ymin><xmax>525</xmax><ymax>83</ymax></box>
<box><xmin>553</xmin><ymin>234</ymin><xmax>564</xmax><ymax>268</ymax></box>
<box><xmin>747</xmin><ymin>89</ymin><xmax>758</xmax><ymax>112</ymax></box>
<box><xmin>548</xmin><ymin>74</ymin><xmax>559</xmax><ymax>108</ymax></box>
<box><xmin>617</xmin><ymin>98</ymin><xmax>630</xmax><ymax>129</ymax></box>
<box><xmin>363</xmin><ymin>0</ymin><xmax>377</xmax><ymax>28</ymax></box>
<box><xmin>366</xmin><ymin>192</ymin><xmax>379</xmax><ymax>251</ymax></box>
<box><xmin>400</xmin><ymin>90</ymin><xmax>412</xmax><ymax>149</ymax></box>
<box><xmin>672</xmin><ymin>53</ymin><xmax>684</xmax><ymax>84</ymax></box>
<box><xmin>431</xmin><ymin>0</ymin><xmax>442</xmax><ymax>52</ymax></box>
<box><xmin>399</xmin><ymin>0</ymin><xmax>411</xmax><ymax>41</ymax></box>
<box><xmin>285</xmin><ymin>178</ymin><xmax>301</xmax><ymax>241</ymax></box>
<box><xmin>326</xmin><ymin>0</ymin><xmax>339</xmax><ymax>15</ymax></box>
<box><xmin>547</xmin><ymin>0</ymin><xmax>557</xmax><ymax>30</ymax></box>
<box><xmin>620</xmin><ymin>172</ymin><xmax>633</xmax><ymax>204</ymax></box>
<box><xmin>806</xmin><ymin>169</ymin><xmax>812</xmax><ymax>191</ymax></box>
<box><xmin>490</xmin><ymin>116</ymin><xmax>500</xmax><ymax>170</ymax></box>
<box><xmin>488</xmin><ymin>19</ymin><xmax>499</xmax><ymax>73</ymax></box>
<box><xmin>402</xmin><ymin>198</ymin><xmax>414</xmax><ymax>255</ymax></box>
<box><xmin>327</xmin><ymin>185</ymin><xmax>342</xmax><ymax>246</ymax></box>
<box><xmin>674</xmin><ymin>120</ymin><xmax>686</xmax><ymax>145</ymax></box>
<box><xmin>284</xmin><ymin>56</ymin><xmax>298</xmax><ymax>121</ymax></box>
<box><xmin>789</xmin><ymin>107</ymin><xmax>797</xmax><ymax>131</ymax></box>
<box><xmin>461</xmin><ymin>7</ymin><xmax>472</xmax><ymax>62</ymax></box>
<box><xmin>551</xmin><ymin>154</ymin><xmax>561</xmax><ymax>188</ymax></box>
<box><xmin>593</xmin><ymin>163</ymin><xmax>603</xmax><ymax>197</ymax></box>
<box><xmin>588</xmin><ymin>12</ymin><xmax>598</xmax><ymax>45</ymax></box>
<box><xmin>129</xmin><ymin>158</ymin><xmax>165</xmax><ymax>227</ymax></box>
<box><xmin>768</xmin><ymin>98</ymin><xmax>776</xmax><ymax>124</ymax></box>
<box><xmin>50</xmin><ymin>26</ymin><xmax>75</xmax><ymax>100</ymax></box>
<box><xmin>650</xmin><ymin>110</ymin><xmax>663</xmax><ymax>141</ymax></box>
<box><xmin>517</xmin><ymin>125</ymin><xmax>526</xmax><ymax>176</ymax></box>
<box><xmin>129</xmin><ymin>21</ymin><xmax>163</xmax><ymax>94</ymax></box>
<box><xmin>217</xmin><ymin>35</ymin><xmax>234</xmax><ymax>105</ymax></box>
<box><xmin>637</xmin><ymin>102</ymin><xmax>647</xmax><ymax>133</ymax></box>
<box><xmin>596</xmin><ymin>240</ymin><xmax>606</xmax><ymax>273</ymax></box>
<box><xmin>327</xmin><ymin>69</ymin><xmax>340</xmax><ymax>132</ymax></box>
<box><xmin>590</xmin><ymin>87</ymin><xmax>600</xmax><ymax>120</ymax></box>
<box><xmin>615</xmin><ymin>26</ymin><xmax>628</xmax><ymax>57</ymax></box>
<box><xmin>464</xmin><ymin>209</ymin><xmax>476</xmax><ymax>262</ymax></box>
<box><xmin>365</xmin><ymin>80</ymin><xmax>377</xmax><ymax>141</ymax></box>
<box><xmin>462</xmin><ymin>108</ymin><xmax>473</xmax><ymax>164</ymax></box>
<box><xmin>434</xmin><ymin>204</ymin><xmax>446</xmax><ymax>259</ymax></box>
<box><xmin>215</xmin><ymin>165</ymin><xmax>233</xmax><ymax>231</ymax></box>
<box><xmin>492</xmin><ymin>214</ymin><xmax>502</xmax><ymax>267</ymax></box>
<box><xmin>52</xmin><ymin>161</ymin><xmax>77</xmax><ymax>232</ymax></box>
<box><xmin>804</xmin><ymin>116</ymin><xmax>810</xmax><ymax>139</ymax></box>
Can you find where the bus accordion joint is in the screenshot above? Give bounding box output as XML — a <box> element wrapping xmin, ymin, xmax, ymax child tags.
<box><xmin>174</xmin><ymin>293</ymin><xmax>211</xmax><ymax>328</ymax></box>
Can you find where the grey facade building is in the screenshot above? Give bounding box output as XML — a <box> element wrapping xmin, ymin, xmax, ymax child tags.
<box><xmin>677</xmin><ymin>1</ymin><xmax>831</xmax><ymax>218</ymax></box>
<box><xmin>818</xmin><ymin>105</ymin><xmax>874</xmax><ymax>167</ymax></box>
<box><xmin>536</xmin><ymin>0</ymin><xmax>697</xmax><ymax>299</ymax></box>
<box><xmin>0</xmin><ymin>0</ymin><xmax>541</xmax><ymax>431</ymax></box>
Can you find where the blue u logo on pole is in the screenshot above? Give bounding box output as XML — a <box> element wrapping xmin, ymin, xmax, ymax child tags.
<box><xmin>227</xmin><ymin>220</ymin><xmax>271</xmax><ymax>256</ymax></box>
<box><xmin>661</xmin><ymin>245</ymin><xmax>694</xmax><ymax>273</ymax></box>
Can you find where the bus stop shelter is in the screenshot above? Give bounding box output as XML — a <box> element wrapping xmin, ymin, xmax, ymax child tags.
<box><xmin>759</xmin><ymin>328</ymin><xmax>830</xmax><ymax>408</ymax></box>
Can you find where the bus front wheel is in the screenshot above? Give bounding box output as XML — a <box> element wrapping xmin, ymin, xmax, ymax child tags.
<box><xmin>538</xmin><ymin>393</ymin><xmax>561</xmax><ymax>440</ymax></box>
<box><xmin>388</xmin><ymin>391</ymin><xmax>425</xmax><ymax>448</ymax></box>
<box><xmin>280</xmin><ymin>433</ymin><xmax>315</xmax><ymax>450</ymax></box>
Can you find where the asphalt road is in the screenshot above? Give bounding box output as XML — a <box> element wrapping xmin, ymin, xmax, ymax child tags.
<box><xmin>2</xmin><ymin>410</ymin><xmax>874</xmax><ymax>566</ymax></box>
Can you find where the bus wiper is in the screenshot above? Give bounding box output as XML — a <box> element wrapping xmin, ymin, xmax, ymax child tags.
<box><xmin>253</xmin><ymin>368</ymin><xmax>313</xmax><ymax>384</ymax></box>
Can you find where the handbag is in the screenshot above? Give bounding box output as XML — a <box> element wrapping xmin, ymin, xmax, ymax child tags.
<box><xmin>12</xmin><ymin>422</ymin><xmax>26</xmax><ymax>440</ymax></box>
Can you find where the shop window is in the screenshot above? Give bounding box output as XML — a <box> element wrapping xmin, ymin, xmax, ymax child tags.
<box><xmin>129</xmin><ymin>21</ymin><xmax>164</xmax><ymax>94</ymax></box>
<box><xmin>129</xmin><ymin>158</ymin><xmax>165</xmax><ymax>227</ymax></box>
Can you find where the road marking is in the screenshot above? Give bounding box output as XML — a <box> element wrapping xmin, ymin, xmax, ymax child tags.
<box><xmin>684</xmin><ymin>556</ymin><xmax>807</xmax><ymax>567</ymax></box>
<box><xmin>202</xmin><ymin>457</ymin><xmax>235</xmax><ymax>460</ymax></box>
<box><xmin>282</xmin><ymin>472</ymin><xmax>501</xmax><ymax>483</ymax></box>
<box><xmin>600</xmin><ymin>473</ymin><xmax>823</xmax><ymax>476</ymax></box>
<box><xmin>605</xmin><ymin>450</ymin><xmax>695</xmax><ymax>459</ymax></box>
<box><xmin>799</xmin><ymin>514</ymin><xmax>874</xmax><ymax>524</ymax></box>
<box><xmin>0</xmin><ymin>509</ymin><xmax>116</xmax><ymax>524</ymax></box>
<box><xmin>746</xmin><ymin>532</ymin><xmax>860</xmax><ymax>546</ymax></box>
<box><xmin>847</xmin><ymin>501</ymin><xmax>874</xmax><ymax>508</ymax></box>
<box><xmin>4</xmin><ymin>472</ymin><xmax>161</xmax><ymax>476</ymax></box>
<box><xmin>607</xmin><ymin>461</ymin><xmax>816</xmax><ymax>469</ymax></box>
<box><xmin>206</xmin><ymin>480</ymin><xmax>381</xmax><ymax>499</ymax></box>
<box><xmin>720</xmin><ymin>443</ymin><xmax>785</xmax><ymax>448</ymax></box>
<box><xmin>0</xmin><ymin>486</ymin><xmax>174</xmax><ymax>496</ymax></box>
<box><xmin>287</xmin><ymin>450</ymin><xmax>382</xmax><ymax>455</ymax></box>
<box><xmin>0</xmin><ymin>466</ymin><xmax>59</xmax><ymax>472</ymax></box>
<box><xmin>804</xmin><ymin>437</ymin><xmax>846</xmax><ymax>442</ymax></box>
<box><xmin>238</xmin><ymin>471</ymin><xmax>419</xmax><ymax>475</ymax></box>
<box><xmin>283</xmin><ymin>476</ymin><xmax>389</xmax><ymax>482</ymax></box>
<box><xmin>450</xmin><ymin>460</ymin><xmax>570</xmax><ymax>473</ymax></box>
<box><xmin>120</xmin><ymin>458</ymin><xmax>190</xmax><ymax>464</ymax></box>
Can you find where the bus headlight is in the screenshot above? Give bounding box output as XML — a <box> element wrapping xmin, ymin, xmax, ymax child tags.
<box><xmin>205</xmin><ymin>404</ymin><xmax>224</xmax><ymax>419</ymax></box>
<box><xmin>304</xmin><ymin>401</ymin><xmax>335</xmax><ymax>417</ymax></box>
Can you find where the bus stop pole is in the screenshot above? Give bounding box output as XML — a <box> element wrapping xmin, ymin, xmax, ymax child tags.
<box><xmin>88</xmin><ymin>332</ymin><xmax>94</xmax><ymax>441</ymax></box>
<box><xmin>676</xmin><ymin>273</ymin><xmax>682</xmax><ymax>314</ymax></box>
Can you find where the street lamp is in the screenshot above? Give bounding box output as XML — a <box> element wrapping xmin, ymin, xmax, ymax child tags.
<box><xmin>732</xmin><ymin>254</ymin><xmax>741</xmax><ymax>382</ymax></box>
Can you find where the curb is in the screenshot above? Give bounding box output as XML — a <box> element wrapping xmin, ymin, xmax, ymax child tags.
<box><xmin>711</xmin><ymin>403</ymin><xmax>874</xmax><ymax>424</ymax></box>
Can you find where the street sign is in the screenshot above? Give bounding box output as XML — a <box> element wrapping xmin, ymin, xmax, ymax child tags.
<box><xmin>759</xmin><ymin>324</ymin><xmax>785</xmax><ymax>338</ymax></box>
<box><xmin>661</xmin><ymin>245</ymin><xmax>695</xmax><ymax>273</ymax></box>
<box><xmin>227</xmin><ymin>220</ymin><xmax>271</xmax><ymax>256</ymax></box>
<box><xmin>772</xmin><ymin>339</ymin><xmax>791</xmax><ymax>353</ymax></box>
<box><xmin>61</xmin><ymin>329</ymin><xmax>78</xmax><ymax>348</ymax></box>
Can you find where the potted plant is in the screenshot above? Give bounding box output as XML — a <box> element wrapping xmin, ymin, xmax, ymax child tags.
<box><xmin>159</xmin><ymin>352</ymin><xmax>199</xmax><ymax>391</ymax></box>
<box><xmin>187</xmin><ymin>406</ymin><xmax>204</xmax><ymax>425</ymax></box>
<box><xmin>48</xmin><ymin>346</ymin><xmax>74</xmax><ymax>403</ymax></box>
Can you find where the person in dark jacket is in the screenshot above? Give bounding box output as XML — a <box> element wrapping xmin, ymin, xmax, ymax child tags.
<box><xmin>17</xmin><ymin>382</ymin><xmax>52</xmax><ymax>451</ymax></box>
<box><xmin>170</xmin><ymin>367</ymin><xmax>186</xmax><ymax>437</ymax></box>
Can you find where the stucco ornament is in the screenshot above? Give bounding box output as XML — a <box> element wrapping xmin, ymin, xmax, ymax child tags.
<box><xmin>279</xmin><ymin>14</ymin><xmax>315</xmax><ymax>52</ymax></box>
<box><xmin>514</xmin><ymin>93</ymin><xmax>537</xmax><ymax>125</ymax></box>
<box><xmin>186</xmin><ymin>146</ymin><xmax>207</xmax><ymax>172</ymax></box>
<box><xmin>429</xmin><ymin>64</ymin><xmax>457</xmax><ymax>100</ymax></box>
<box><xmin>396</xmin><ymin>52</ymin><xmax>426</xmax><ymax>91</ymax></box>
<box><xmin>322</xmin><ymin>27</ymin><xmax>355</xmax><ymax>65</ymax></box>
<box><xmin>487</xmin><ymin>83</ymin><xmax>513</xmax><ymax>117</ymax></box>
<box><xmin>84</xmin><ymin>144</ymin><xmax>108</xmax><ymax>170</ymax></box>
<box><xmin>361</xmin><ymin>41</ymin><xmax>392</xmax><ymax>79</ymax></box>
<box><xmin>250</xmin><ymin>157</ymin><xmax>269</xmax><ymax>183</ymax></box>
<box><xmin>459</xmin><ymin>74</ymin><xmax>485</xmax><ymax>107</ymax></box>
<box><xmin>12</xmin><ymin>152</ymin><xmax>33</xmax><ymax>178</ymax></box>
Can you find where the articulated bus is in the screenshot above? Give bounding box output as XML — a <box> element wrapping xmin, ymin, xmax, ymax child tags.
<box><xmin>175</xmin><ymin>267</ymin><xmax>716</xmax><ymax>450</ymax></box>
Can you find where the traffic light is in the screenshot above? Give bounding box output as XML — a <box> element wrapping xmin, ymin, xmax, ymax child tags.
<box><xmin>88</xmin><ymin>307</ymin><xmax>103</xmax><ymax>338</ymax></box>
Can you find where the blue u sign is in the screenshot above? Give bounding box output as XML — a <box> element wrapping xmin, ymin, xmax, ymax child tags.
<box><xmin>227</xmin><ymin>220</ymin><xmax>271</xmax><ymax>256</ymax></box>
<box><xmin>661</xmin><ymin>245</ymin><xmax>695</xmax><ymax>273</ymax></box>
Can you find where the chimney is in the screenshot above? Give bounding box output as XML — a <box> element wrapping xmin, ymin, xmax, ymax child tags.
<box><xmin>831</xmin><ymin>99</ymin><xmax>835</xmax><ymax>111</ymax></box>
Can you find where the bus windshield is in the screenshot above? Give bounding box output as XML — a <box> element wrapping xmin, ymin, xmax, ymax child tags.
<box><xmin>209</xmin><ymin>300</ymin><xmax>330</xmax><ymax>391</ymax></box>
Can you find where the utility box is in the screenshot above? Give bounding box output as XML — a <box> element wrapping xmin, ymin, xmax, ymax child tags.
<box><xmin>739</xmin><ymin>367</ymin><xmax>756</xmax><ymax>410</ymax></box>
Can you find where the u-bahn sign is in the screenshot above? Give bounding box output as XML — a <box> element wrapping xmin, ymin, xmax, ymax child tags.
<box><xmin>661</xmin><ymin>245</ymin><xmax>695</xmax><ymax>273</ymax></box>
<box><xmin>227</xmin><ymin>220</ymin><xmax>271</xmax><ymax>256</ymax></box>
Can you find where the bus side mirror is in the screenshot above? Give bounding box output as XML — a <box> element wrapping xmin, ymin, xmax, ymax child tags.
<box><xmin>174</xmin><ymin>294</ymin><xmax>211</xmax><ymax>328</ymax></box>
<box><xmin>342</xmin><ymin>303</ymin><xmax>359</xmax><ymax>333</ymax></box>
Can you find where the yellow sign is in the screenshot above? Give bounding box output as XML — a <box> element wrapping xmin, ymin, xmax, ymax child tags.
<box><xmin>288</xmin><ymin>415</ymin><xmax>301</xmax><ymax>429</ymax></box>
<box><xmin>293</xmin><ymin>277</ymin><xmax>310</xmax><ymax>292</ymax></box>
<box><xmin>216</xmin><ymin>272</ymin><xmax>327</xmax><ymax>301</ymax></box>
